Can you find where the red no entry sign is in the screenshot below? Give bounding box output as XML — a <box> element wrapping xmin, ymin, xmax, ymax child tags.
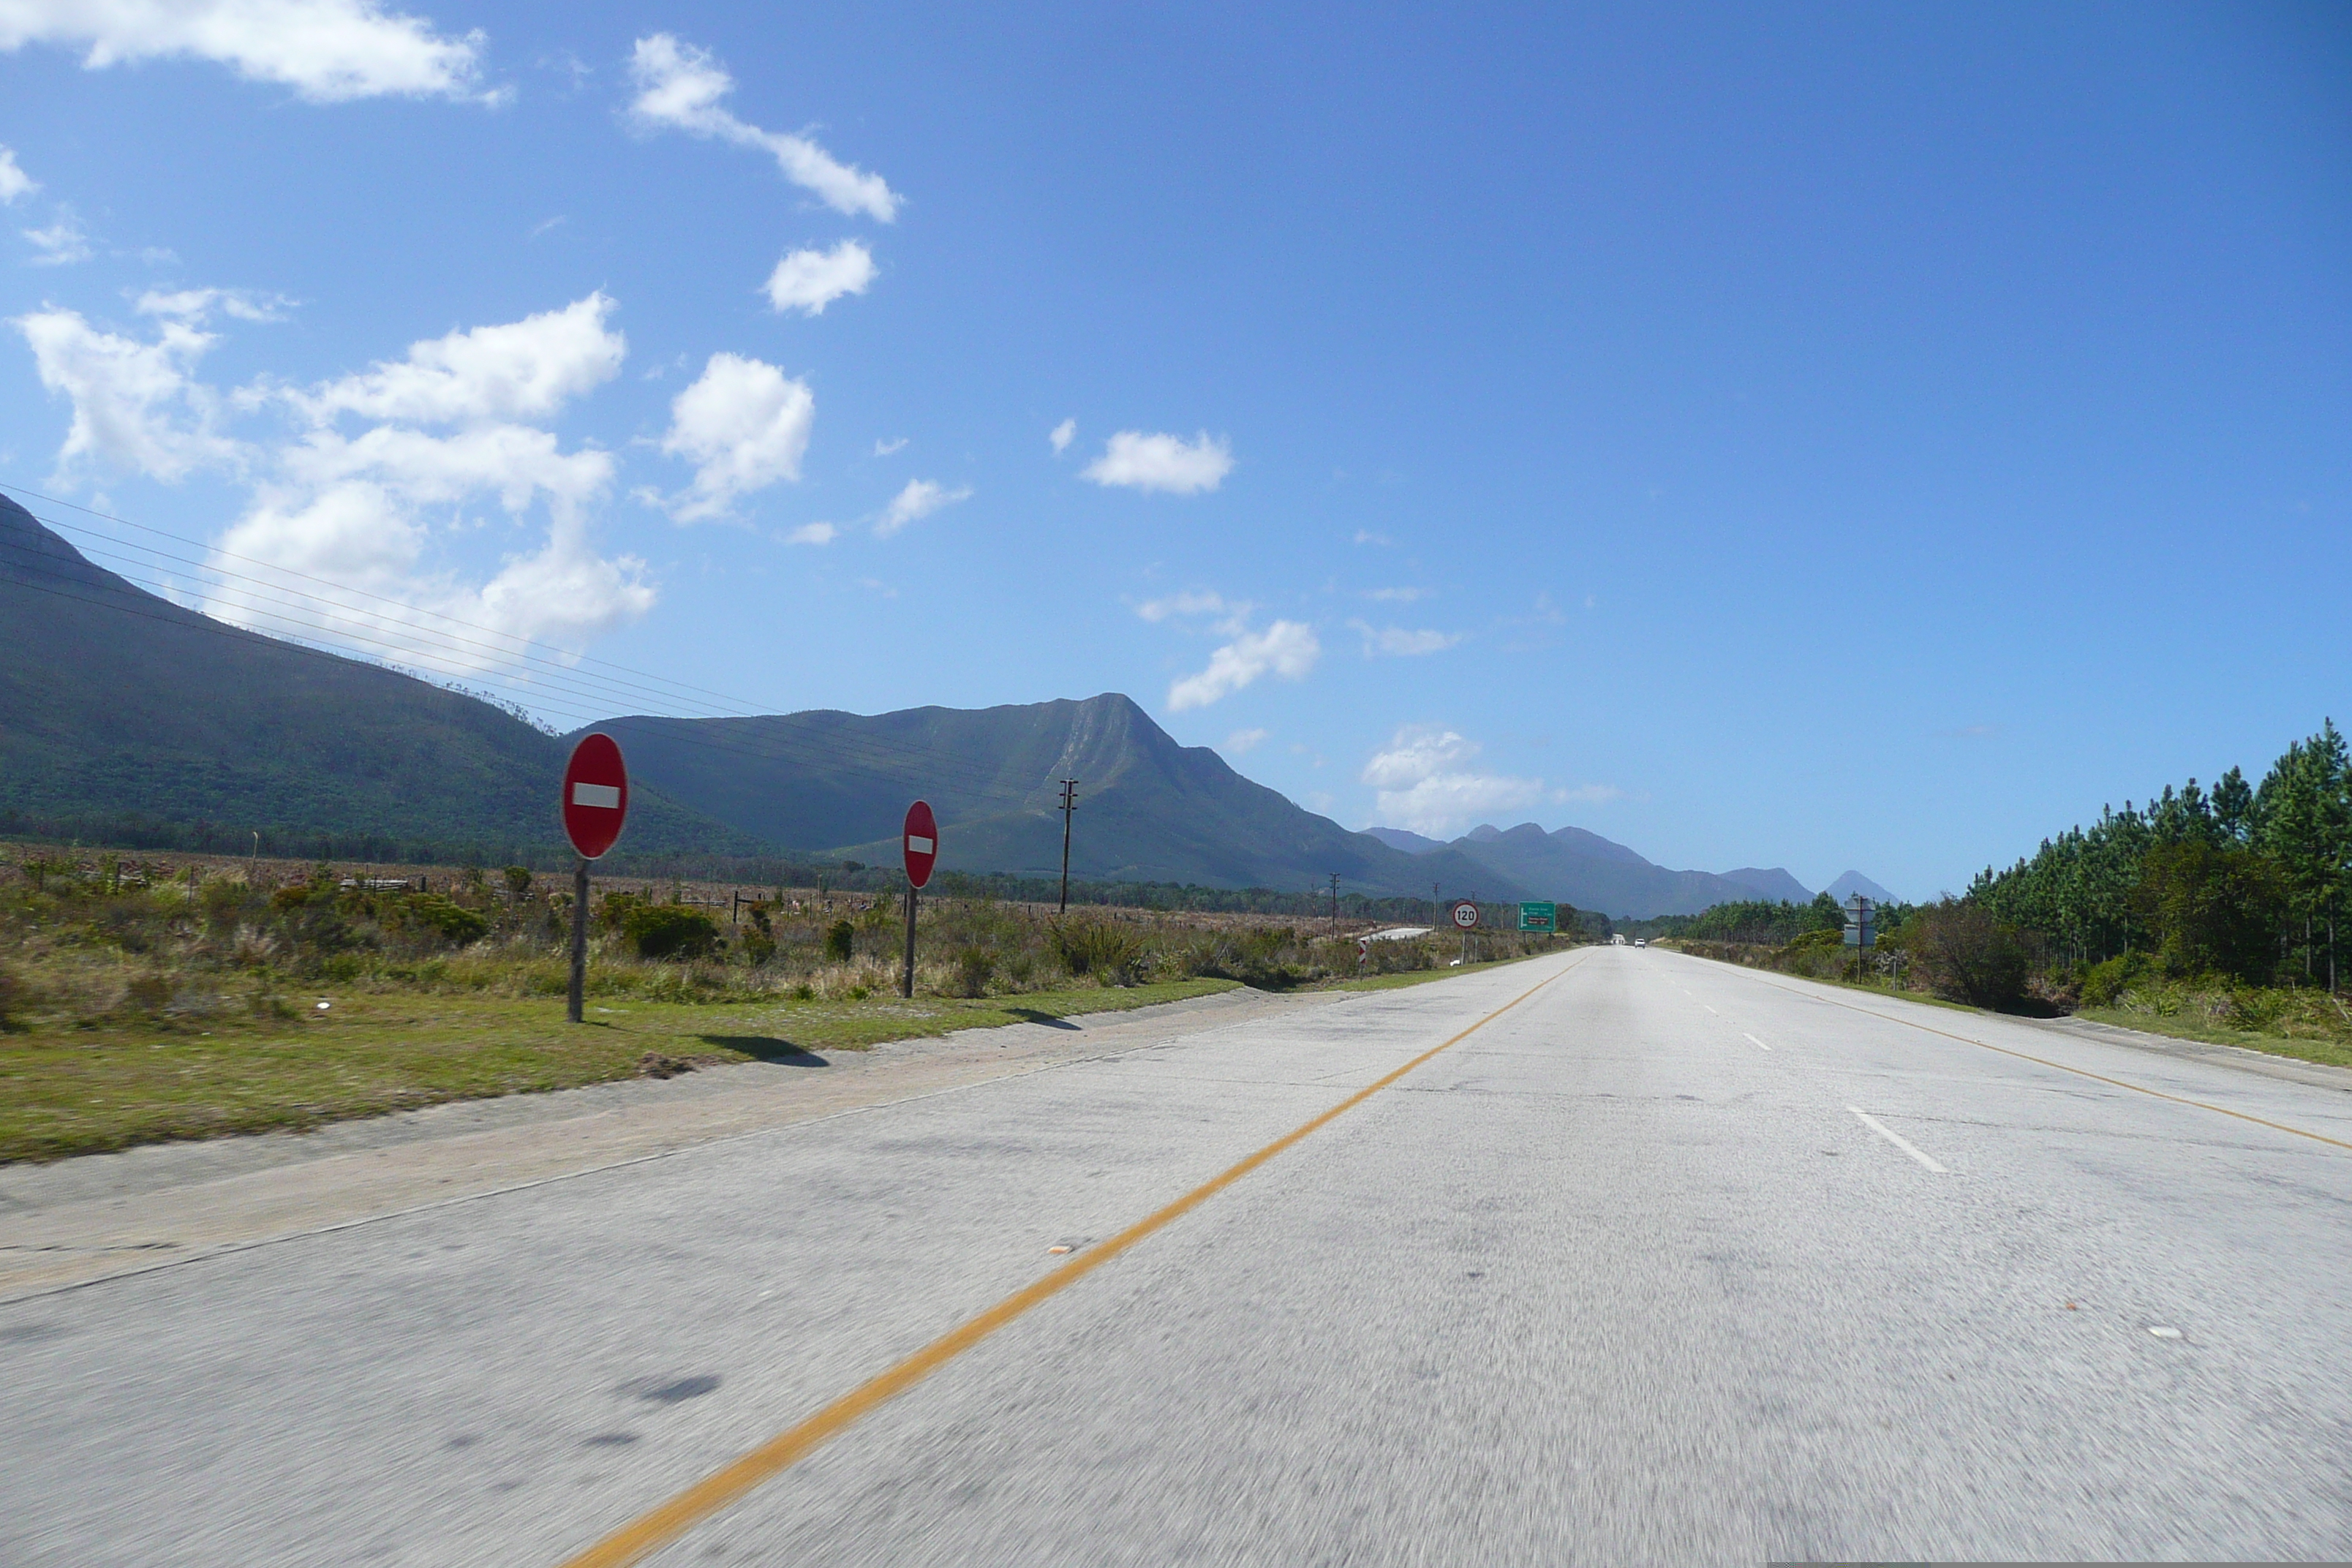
<box><xmin>562</xmin><ymin>733</ymin><xmax>630</xmax><ymax>859</ymax></box>
<box><xmin>902</xmin><ymin>799</ymin><xmax>938</xmax><ymax>889</ymax></box>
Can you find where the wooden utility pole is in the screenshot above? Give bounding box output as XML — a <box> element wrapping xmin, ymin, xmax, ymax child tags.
<box><xmin>1057</xmin><ymin>779</ymin><xmax>1079</xmax><ymax>914</ymax></box>
<box><xmin>1330</xmin><ymin>872</ymin><xmax>1341</xmax><ymax>936</ymax></box>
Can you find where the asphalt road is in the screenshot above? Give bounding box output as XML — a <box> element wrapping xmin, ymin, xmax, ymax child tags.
<box><xmin>7</xmin><ymin>946</ymin><xmax>2352</xmax><ymax>1565</ymax></box>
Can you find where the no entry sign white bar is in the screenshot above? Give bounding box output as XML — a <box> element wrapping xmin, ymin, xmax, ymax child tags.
<box><xmin>571</xmin><ymin>783</ymin><xmax>622</xmax><ymax>809</ymax></box>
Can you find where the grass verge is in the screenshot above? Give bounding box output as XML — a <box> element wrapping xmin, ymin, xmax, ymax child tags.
<box><xmin>1325</xmin><ymin>952</ymin><xmax>1545</xmax><ymax>992</ymax></box>
<box><xmin>2072</xmin><ymin>1007</ymin><xmax>2352</xmax><ymax>1072</ymax></box>
<box><xmin>0</xmin><ymin>979</ymin><xmax>1238</xmax><ymax>1165</ymax></box>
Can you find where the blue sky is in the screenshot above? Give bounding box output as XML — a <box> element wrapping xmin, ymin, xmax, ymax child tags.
<box><xmin>4</xmin><ymin>1</ymin><xmax>2346</xmax><ymax>900</ymax></box>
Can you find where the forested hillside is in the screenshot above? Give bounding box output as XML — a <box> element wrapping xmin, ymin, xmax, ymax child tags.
<box><xmin>1970</xmin><ymin>723</ymin><xmax>2349</xmax><ymax>990</ymax></box>
<box><xmin>0</xmin><ymin>491</ymin><xmax>762</xmax><ymax>866</ymax></box>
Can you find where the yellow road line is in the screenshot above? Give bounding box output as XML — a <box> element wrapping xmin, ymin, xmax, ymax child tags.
<box><xmin>1717</xmin><ymin>964</ymin><xmax>2352</xmax><ymax>1154</ymax></box>
<box><xmin>556</xmin><ymin>955</ymin><xmax>1584</xmax><ymax>1568</ymax></box>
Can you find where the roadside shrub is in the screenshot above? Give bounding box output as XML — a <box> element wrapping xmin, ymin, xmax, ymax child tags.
<box><xmin>1050</xmin><ymin>919</ymin><xmax>1145</xmax><ymax>984</ymax></box>
<box><xmin>200</xmin><ymin>878</ymin><xmax>250</xmax><ymax>927</ymax></box>
<box><xmin>625</xmin><ymin>905</ymin><xmax>721</xmax><ymax>962</ymax></box>
<box><xmin>952</xmin><ymin>946</ymin><xmax>996</xmax><ymax>998</ymax></box>
<box><xmin>824</xmin><ymin>919</ymin><xmax>856</xmax><ymax>964</ymax></box>
<box><xmin>396</xmin><ymin>893</ymin><xmax>490</xmax><ymax>947</ymax></box>
<box><xmin>503</xmin><ymin>866</ymin><xmax>534</xmax><ymax>899</ymax></box>
<box><xmin>1909</xmin><ymin>899</ymin><xmax>2028</xmax><ymax>1010</ymax></box>
<box><xmin>740</xmin><ymin>927</ymin><xmax>778</xmax><ymax>965</ymax></box>
<box><xmin>122</xmin><ymin>973</ymin><xmax>174</xmax><ymax>1015</ymax></box>
<box><xmin>2078</xmin><ymin>951</ymin><xmax>2151</xmax><ymax>1009</ymax></box>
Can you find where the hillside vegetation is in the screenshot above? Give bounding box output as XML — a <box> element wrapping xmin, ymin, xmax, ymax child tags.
<box><xmin>1666</xmin><ymin>723</ymin><xmax>2351</xmax><ymax>1067</ymax></box>
<box><xmin>0</xmin><ymin>492</ymin><xmax>760</xmax><ymax>866</ymax></box>
<box><xmin>589</xmin><ymin>697</ymin><xmax>1525</xmax><ymax>901</ymax></box>
<box><xmin>0</xmin><ymin>844</ymin><xmax>1564</xmax><ymax>1160</ymax></box>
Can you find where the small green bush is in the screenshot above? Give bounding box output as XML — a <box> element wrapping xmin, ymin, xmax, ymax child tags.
<box><xmin>399</xmin><ymin>893</ymin><xmax>490</xmax><ymax>947</ymax></box>
<box><xmin>953</xmin><ymin>946</ymin><xmax>996</xmax><ymax>998</ymax></box>
<box><xmin>825</xmin><ymin>919</ymin><xmax>856</xmax><ymax>964</ymax></box>
<box><xmin>122</xmin><ymin>973</ymin><xmax>174</xmax><ymax>1015</ymax></box>
<box><xmin>625</xmin><ymin>905</ymin><xmax>721</xmax><ymax>962</ymax></box>
<box><xmin>1049</xmin><ymin>919</ymin><xmax>1145</xmax><ymax>984</ymax></box>
<box><xmin>1910</xmin><ymin>899</ymin><xmax>2029</xmax><ymax>1010</ymax></box>
<box><xmin>2079</xmin><ymin>952</ymin><xmax>2150</xmax><ymax>1009</ymax></box>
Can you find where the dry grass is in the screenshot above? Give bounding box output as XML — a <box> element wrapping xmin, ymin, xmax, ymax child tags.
<box><xmin>0</xmin><ymin>979</ymin><xmax>1244</xmax><ymax>1164</ymax></box>
<box><xmin>0</xmin><ymin>843</ymin><xmax>1575</xmax><ymax>1161</ymax></box>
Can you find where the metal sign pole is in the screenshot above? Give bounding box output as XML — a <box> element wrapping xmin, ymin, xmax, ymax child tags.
<box><xmin>568</xmin><ymin>856</ymin><xmax>589</xmax><ymax>1025</ymax></box>
<box><xmin>902</xmin><ymin>883</ymin><xmax>919</xmax><ymax>999</ymax></box>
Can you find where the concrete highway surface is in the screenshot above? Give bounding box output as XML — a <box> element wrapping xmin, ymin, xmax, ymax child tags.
<box><xmin>7</xmin><ymin>946</ymin><xmax>2352</xmax><ymax>1565</ymax></box>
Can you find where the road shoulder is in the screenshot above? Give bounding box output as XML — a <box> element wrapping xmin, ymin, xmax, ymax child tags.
<box><xmin>0</xmin><ymin>984</ymin><xmax>1347</xmax><ymax>1302</ymax></box>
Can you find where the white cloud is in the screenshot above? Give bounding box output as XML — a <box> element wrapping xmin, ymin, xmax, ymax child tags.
<box><xmin>18</xmin><ymin>290</ymin><xmax>653</xmax><ymax>674</ymax></box>
<box><xmin>627</xmin><ymin>34</ymin><xmax>899</xmax><ymax>222</ymax></box>
<box><xmin>1167</xmin><ymin>619</ymin><xmax>1319</xmax><ymax>711</ymax></box>
<box><xmin>0</xmin><ymin>0</ymin><xmax>494</xmax><ymax>103</ymax></box>
<box><xmin>212</xmin><ymin>488</ymin><xmax>652</xmax><ymax>675</ymax></box>
<box><xmin>14</xmin><ymin>306</ymin><xmax>241</xmax><ymax>479</ymax></box>
<box><xmin>1049</xmin><ymin>417</ymin><xmax>1074</xmax><ymax>454</ymax></box>
<box><xmin>284</xmin><ymin>293</ymin><xmax>624</xmax><ymax>426</ymax></box>
<box><xmin>1346</xmin><ymin>619</ymin><xmax>1463</xmax><ymax>657</ymax></box>
<box><xmin>279</xmin><ymin>422</ymin><xmax>614</xmax><ymax>513</ymax></box>
<box><xmin>1352</xmin><ymin>529</ymin><xmax>1392</xmax><ymax>546</ymax></box>
<box><xmin>874</xmin><ymin>478</ymin><xmax>971</xmax><ymax>538</ymax></box>
<box><xmin>1361</xmin><ymin>727</ymin><xmax>1545</xmax><ymax>838</ymax></box>
<box><xmin>1083</xmin><ymin>429</ymin><xmax>1232</xmax><ymax>494</ymax></box>
<box><xmin>1364</xmin><ymin>585</ymin><xmax>1425</xmax><ymax>603</ymax></box>
<box><xmin>785</xmin><ymin>521</ymin><xmax>835</xmax><ymax>546</ymax></box>
<box><xmin>872</xmin><ymin>436</ymin><xmax>906</xmax><ymax>456</ymax></box>
<box><xmin>1553</xmin><ymin>783</ymin><xmax>1624</xmax><ymax>806</ymax></box>
<box><xmin>23</xmin><ymin>212</ymin><xmax>90</xmax><ymax>265</ymax></box>
<box><xmin>0</xmin><ymin>146</ymin><xmax>36</xmax><ymax>203</ymax></box>
<box><xmin>655</xmin><ymin>352</ymin><xmax>814</xmax><ymax>521</ymax></box>
<box><xmin>764</xmin><ymin>239</ymin><xmax>875</xmax><ymax>314</ymax></box>
<box><xmin>136</xmin><ymin>286</ymin><xmax>290</xmax><ymax>323</ymax></box>
<box><xmin>1224</xmin><ymin>727</ymin><xmax>1267</xmax><ymax>755</ymax></box>
<box><xmin>1136</xmin><ymin>589</ymin><xmax>1230</xmax><ymax>623</ymax></box>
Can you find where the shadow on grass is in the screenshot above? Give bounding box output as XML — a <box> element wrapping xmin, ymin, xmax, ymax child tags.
<box><xmin>697</xmin><ymin>1035</ymin><xmax>829</xmax><ymax>1066</ymax></box>
<box><xmin>1001</xmin><ymin>1009</ymin><xmax>1080</xmax><ymax>1030</ymax></box>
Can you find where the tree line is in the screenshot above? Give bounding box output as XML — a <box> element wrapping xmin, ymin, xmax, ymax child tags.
<box><xmin>1968</xmin><ymin>720</ymin><xmax>2348</xmax><ymax>991</ymax></box>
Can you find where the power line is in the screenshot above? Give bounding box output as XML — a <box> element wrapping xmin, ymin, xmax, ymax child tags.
<box><xmin>0</xmin><ymin>478</ymin><xmax>753</xmax><ymax>714</ymax></box>
<box><xmin>0</xmin><ymin>497</ymin><xmax>1040</xmax><ymax>790</ymax></box>
<box><xmin>0</xmin><ymin>535</ymin><xmax>1056</xmax><ymax>816</ymax></box>
<box><xmin>2</xmin><ymin>496</ymin><xmax>1077</xmax><ymax>799</ymax></box>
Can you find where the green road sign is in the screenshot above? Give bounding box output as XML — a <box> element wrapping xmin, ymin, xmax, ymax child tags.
<box><xmin>1518</xmin><ymin>901</ymin><xmax>1557</xmax><ymax>932</ymax></box>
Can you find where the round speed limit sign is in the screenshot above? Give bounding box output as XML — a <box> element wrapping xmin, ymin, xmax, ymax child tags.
<box><xmin>1449</xmin><ymin>899</ymin><xmax>1480</xmax><ymax>930</ymax></box>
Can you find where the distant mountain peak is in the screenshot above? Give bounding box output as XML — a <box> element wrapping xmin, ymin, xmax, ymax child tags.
<box><xmin>1363</xmin><ymin>826</ymin><xmax>1447</xmax><ymax>856</ymax></box>
<box><xmin>1824</xmin><ymin>870</ymin><xmax>1899</xmax><ymax>905</ymax></box>
<box><xmin>1718</xmin><ymin>867</ymin><xmax>1813</xmax><ymax>904</ymax></box>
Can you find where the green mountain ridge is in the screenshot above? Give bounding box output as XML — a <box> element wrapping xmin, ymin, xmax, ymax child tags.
<box><xmin>0</xmin><ymin>491</ymin><xmax>760</xmax><ymax>863</ymax></box>
<box><xmin>581</xmin><ymin>700</ymin><xmax>1531</xmax><ymax>903</ymax></box>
